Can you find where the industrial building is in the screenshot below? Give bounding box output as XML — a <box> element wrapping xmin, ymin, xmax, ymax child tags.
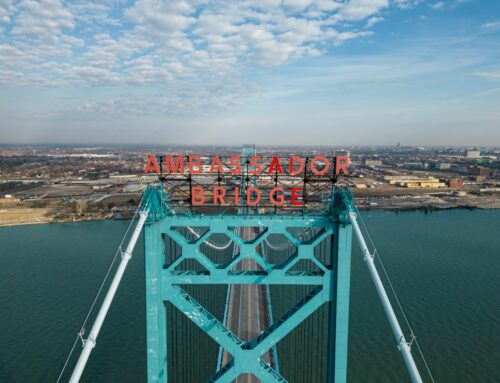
<box><xmin>384</xmin><ymin>176</ymin><xmax>446</xmax><ymax>188</ymax></box>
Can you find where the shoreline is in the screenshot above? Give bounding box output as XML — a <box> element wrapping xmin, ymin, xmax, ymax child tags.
<box><xmin>1</xmin><ymin>204</ymin><xmax>498</xmax><ymax>228</ymax></box>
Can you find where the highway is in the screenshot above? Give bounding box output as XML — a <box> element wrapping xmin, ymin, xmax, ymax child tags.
<box><xmin>221</xmin><ymin>226</ymin><xmax>273</xmax><ymax>383</ymax></box>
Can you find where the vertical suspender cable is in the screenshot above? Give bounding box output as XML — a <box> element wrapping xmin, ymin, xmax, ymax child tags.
<box><xmin>68</xmin><ymin>209</ymin><xmax>149</xmax><ymax>383</ymax></box>
<box><xmin>348</xmin><ymin>211</ymin><xmax>423</xmax><ymax>383</ymax></box>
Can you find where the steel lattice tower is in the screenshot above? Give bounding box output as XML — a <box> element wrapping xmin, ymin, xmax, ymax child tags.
<box><xmin>143</xmin><ymin>185</ymin><xmax>353</xmax><ymax>383</ymax></box>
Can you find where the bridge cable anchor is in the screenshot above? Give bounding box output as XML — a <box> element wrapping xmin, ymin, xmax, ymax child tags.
<box><xmin>78</xmin><ymin>329</ymin><xmax>86</xmax><ymax>348</ymax></box>
<box><xmin>407</xmin><ymin>331</ymin><xmax>417</xmax><ymax>351</ymax></box>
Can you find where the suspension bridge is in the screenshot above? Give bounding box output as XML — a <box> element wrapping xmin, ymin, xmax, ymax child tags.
<box><xmin>58</xmin><ymin>150</ymin><xmax>434</xmax><ymax>383</ymax></box>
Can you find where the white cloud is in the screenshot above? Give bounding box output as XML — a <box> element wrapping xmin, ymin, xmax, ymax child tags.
<box><xmin>365</xmin><ymin>16</ymin><xmax>384</xmax><ymax>28</ymax></box>
<box><xmin>0</xmin><ymin>0</ymin><xmax>13</xmax><ymax>24</ymax></box>
<box><xmin>332</xmin><ymin>30</ymin><xmax>374</xmax><ymax>46</ymax></box>
<box><xmin>473</xmin><ymin>71</ymin><xmax>500</xmax><ymax>79</ymax></box>
<box><xmin>0</xmin><ymin>0</ymin><xmax>398</xmax><ymax>114</ymax></box>
<box><xmin>394</xmin><ymin>0</ymin><xmax>422</xmax><ymax>10</ymax></box>
<box><xmin>429</xmin><ymin>0</ymin><xmax>471</xmax><ymax>11</ymax></box>
<box><xmin>430</xmin><ymin>1</ymin><xmax>446</xmax><ymax>10</ymax></box>
<box><xmin>332</xmin><ymin>0</ymin><xmax>388</xmax><ymax>22</ymax></box>
<box><xmin>11</xmin><ymin>0</ymin><xmax>74</xmax><ymax>39</ymax></box>
<box><xmin>481</xmin><ymin>20</ymin><xmax>500</xmax><ymax>32</ymax></box>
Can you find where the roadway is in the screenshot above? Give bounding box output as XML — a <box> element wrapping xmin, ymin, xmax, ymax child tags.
<box><xmin>221</xmin><ymin>226</ymin><xmax>273</xmax><ymax>383</ymax></box>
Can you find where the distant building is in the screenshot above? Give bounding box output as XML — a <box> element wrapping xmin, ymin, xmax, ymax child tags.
<box><xmin>468</xmin><ymin>166</ymin><xmax>492</xmax><ymax>177</ymax></box>
<box><xmin>478</xmin><ymin>158</ymin><xmax>490</xmax><ymax>165</ymax></box>
<box><xmin>434</xmin><ymin>162</ymin><xmax>451</xmax><ymax>170</ymax></box>
<box><xmin>447</xmin><ymin>180</ymin><xmax>464</xmax><ymax>188</ymax></box>
<box><xmin>384</xmin><ymin>176</ymin><xmax>446</xmax><ymax>188</ymax></box>
<box><xmin>333</xmin><ymin>149</ymin><xmax>351</xmax><ymax>159</ymax></box>
<box><xmin>364</xmin><ymin>159</ymin><xmax>383</xmax><ymax>167</ymax></box>
<box><xmin>465</xmin><ymin>150</ymin><xmax>480</xmax><ymax>159</ymax></box>
<box><xmin>470</xmin><ymin>175</ymin><xmax>486</xmax><ymax>183</ymax></box>
<box><xmin>402</xmin><ymin>162</ymin><xmax>429</xmax><ymax>170</ymax></box>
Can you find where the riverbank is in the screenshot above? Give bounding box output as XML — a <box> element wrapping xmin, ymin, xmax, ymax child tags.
<box><xmin>1</xmin><ymin>194</ymin><xmax>499</xmax><ymax>227</ymax></box>
<box><xmin>356</xmin><ymin>192</ymin><xmax>500</xmax><ymax>211</ymax></box>
<box><xmin>0</xmin><ymin>209</ymin><xmax>110</xmax><ymax>227</ymax></box>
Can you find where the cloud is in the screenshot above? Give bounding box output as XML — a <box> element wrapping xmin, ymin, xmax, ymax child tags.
<box><xmin>331</xmin><ymin>0</ymin><xmax>388</xmax><ymax>22</ymax></box>
<box><xmin>364</xmin><ymin>16</ymin><xmax>384</xmax><ymax>29</ymax></box>
<box><xmin>481</xmin><ymin>20</ymin><xmax>500</xmax><ymax>32</ymax></box>
<box><xmin>473</xmin><ymin>71</ymin><xmax>500</xmax><ymax>79</ymax></box>
<box><xmin>0</xmin><ymin>0</ymin><xmax>13</xmax><ymax>25</ymax></box>
<box><xmin>0</xmin><ymin>0</ymin><xmax>400</xmax><ymax>114</ymax></box>
<box><xmin>394</xmin><ymin>0</ymin><xmax>422</xmax><ymax>9</ymax></box>
<box><xmin>11</xmin><ymin>0</ymin><xmax>75</xmax><ymax>39</ymax></box>
<box><xmin>69</xmin><ymin>76</ymin><xmax>257</xmax><ymax>117</ymax></box>
<box><xmin>438</xmin><ymin>87</ymin><xmax>500</xmax><ymax>105</ymax></box>
<box><xmin>429</xmin><ymin>0</ymin><xmax>472</xmax><ymax>11</ymax></box>
<box><xmin>430</xmin><ymin>1</ymin><xmax>446</xmax><ymax>10</ymax></box>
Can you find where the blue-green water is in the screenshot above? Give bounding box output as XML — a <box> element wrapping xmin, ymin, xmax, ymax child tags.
<box><xmin>0</xmin><ymin>210</ymin><xmax>499</xmax><ymax>382</ymax></box>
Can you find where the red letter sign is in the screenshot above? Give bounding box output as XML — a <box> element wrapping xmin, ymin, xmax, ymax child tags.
<box><xmin>310</xmin><ymin>156</ymin><xmax>329</xmax><ymax>175</ymax></box>
<box><xmin>291</xmin><ymin>187</ymin><xmax>304</xmax><ymax>206</ymax></box>
<box><xmin>191</xmin><ymin>186</ymin><xmax>205</xmax><ymax>205</ymax></box>
<box><xmin>189</xmin><ymin>155</ymin><xmax>202</xmax><ymax>174</ymax></box>
<box><xmin>335</xmin><ymin>156</ymin><xmax>349</xmax><ymax>175</ymax></box>
<box><xmin>249</xmin><ymin>156</ymin><xmax>262</xmax><ymax>175</ymax></box>
<box><xmin>270</xmin><ymin>187</ymin><xmax>284</xmax><ymax>206</ymax></box>
<box><xmin>213</xmin><ymin>186</ymin><xmax>226</xmax><ymax>205</ymax></box>
<box><xmin>267</xmin><ymin>156</ymin><xmax>284</xmax><ymax>175</ymax></box>
<box><xmin>289</xmin><ymin>156</ymin><xmax>304</xmax><ymax>175</ymax></box>
<box><xmin>165</xmin><ymin>155</ymin><xmax>184</xmax><ymax>173</ymax></box>
<box><xmin>246</xmin><ymin>187</ymin><xmax>261</xmax><ymax>206</ymax></box>
<box><xmin>145</xmin><ymin>154</ymin><xmax>160</xmax><ymax>174</ymax></box>
<box><xmin>229</xmin><ymin>156</ymin><xmax>242</xmax><ymax>175</ymax></box>
<box><xmin>210</xmin><ymin>156</ymin><xmax>223</xmax><ymax>174</ymax></box>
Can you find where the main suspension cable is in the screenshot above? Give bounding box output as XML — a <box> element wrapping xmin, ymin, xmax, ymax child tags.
<box><xmin>354</xmin><ymin>206</ymin><xmax>436</xmax><ymax>383</ymax></box>
<box><xmin>56</xmin><ymin>195</ymin><xmax>146</xmax><ymax>383</ymax></box>
<box><xmin>185</xmin><ymin>226</ymin><xmax>233</xmax><ymax>250</ymax></box>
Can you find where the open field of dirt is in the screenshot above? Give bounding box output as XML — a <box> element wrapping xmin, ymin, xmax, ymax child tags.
<box><xmin>0</xmin><ymin>208</ymin><xmax>53</xmax><ymax>226</ymax></box>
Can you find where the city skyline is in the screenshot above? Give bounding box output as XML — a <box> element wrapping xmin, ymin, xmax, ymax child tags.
<box><xmin>1</xmin><ymin>0</ymin><xmax>499</xmax><ymax>146</ymax></box>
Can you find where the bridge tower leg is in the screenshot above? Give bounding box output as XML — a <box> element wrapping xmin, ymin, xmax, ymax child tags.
<box><xmin>328</xmin><ymin>216</ymin><xmax>352</xmax><ymax>383</ymax></box>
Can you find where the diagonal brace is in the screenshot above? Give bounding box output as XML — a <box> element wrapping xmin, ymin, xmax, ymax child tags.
<box><xmin>167</xmin><ymin>286</ymin><xmax>243</xmax><ymax>355</ymax></box>
<box><xmin>251</xmin><ymin>286</ymin><xmax>326</xmax><ymax>356</ymax></box>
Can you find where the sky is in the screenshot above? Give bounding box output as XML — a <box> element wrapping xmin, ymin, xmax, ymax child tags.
<box><xmin>0</xmin><ymin>0</ymin><xmax>499</xmax><ymax>146</ymax></box>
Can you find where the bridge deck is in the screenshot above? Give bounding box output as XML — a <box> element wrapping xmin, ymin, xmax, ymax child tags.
<box><xmin>221</xmin><ymin>226</ymin><xmax>273</xmax><ymax>383</ymax></box>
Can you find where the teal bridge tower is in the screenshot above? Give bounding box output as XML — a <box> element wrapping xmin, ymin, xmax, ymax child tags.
<box><xmin>66</xmin><ymin>151</ymin><xmax>428</xmax><ymax>383</ymax></box>
<box><xmin>143</xmin><ymin>185</ymin><xmax>353</xmax><ymax>382</ymax></box>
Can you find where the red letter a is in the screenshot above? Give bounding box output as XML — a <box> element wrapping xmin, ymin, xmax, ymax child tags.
<box><xmin>145</xmin><ymin>155</ymin><xmax>160</xmax><ymax>174</ymax></box>
<box><xmin>267</xmin><ymin>156</ymin><xmax>284</xmax><ymax>175</ymax></box>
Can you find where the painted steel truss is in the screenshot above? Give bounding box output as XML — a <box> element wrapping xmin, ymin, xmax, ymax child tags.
<box><xmin>143</xmin><ymin>187</ymin><xmax>353</xmax><ymax>383</ymax></box>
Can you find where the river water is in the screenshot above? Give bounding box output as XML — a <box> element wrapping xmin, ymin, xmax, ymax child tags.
<box><xmin>0</xmin><ymin>209</ymin><xmax>498</xmax><ymax>382</ymax></box>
